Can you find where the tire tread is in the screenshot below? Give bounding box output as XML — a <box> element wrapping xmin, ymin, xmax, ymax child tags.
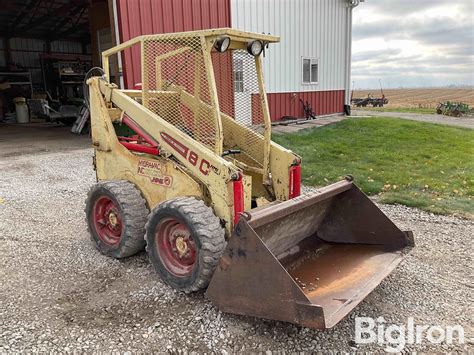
<box><xmin>85</xmin><ymin>180</ymin><xmax>149</xmax><ymax>258</ymax></box>
<box><xmin>145</xmin><ymin>197</ymin><xmax>226</xmax><ymax>293</ymax></box>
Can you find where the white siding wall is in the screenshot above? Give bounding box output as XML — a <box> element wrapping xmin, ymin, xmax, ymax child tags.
<box><xmin>231</xmin><ymin>0</ymin><xmax>350</xmax><ymax>93</ymax></box>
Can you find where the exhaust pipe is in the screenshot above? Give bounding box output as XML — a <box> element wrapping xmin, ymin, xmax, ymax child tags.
<box><xmin>206</xmin><ymin>179</ymin><xmax>414</xmax><ymax>329</ymax></box>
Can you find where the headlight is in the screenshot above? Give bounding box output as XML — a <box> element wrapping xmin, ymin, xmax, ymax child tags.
<box><xmin>214</xmin><ymin>37</ymin><xmax>231</xmax><ymax>53</ymax></box>
<box><xmin>246</xmin><ymin>40</ymin><xmax>263</xmax><ymax>56</ymax></box>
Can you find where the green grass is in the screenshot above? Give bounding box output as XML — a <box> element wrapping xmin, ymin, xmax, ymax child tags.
<box><xmin>356</xmin><ymin>107</ymin><xmax>436</xmax><ymax>114</ymax></box>
<box><xmin>273</xmin><ymin>117</ymin><xmax>474</xmax><ymax>218</ymax></box>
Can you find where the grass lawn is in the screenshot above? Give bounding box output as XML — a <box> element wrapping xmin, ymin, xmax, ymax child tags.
<box><xmin>355</xmin><ymin>107</ymin><xmax>436</xmax><ymax>114</ymax></box>
<box><xmin>273</xmin><ymin>117</ymin><xmax>474</xmax><ymax>218</ymax></box>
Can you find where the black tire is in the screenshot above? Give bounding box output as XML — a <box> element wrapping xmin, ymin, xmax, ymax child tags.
<box><xmin>145</xmin><ymin>197</ymin><xmax>226</xmax><ymax>293</ymax></box>
<box><xmin>85</xmin><ymin>180</ymin><xmax>149</xmax><ymax>258</ymax></box>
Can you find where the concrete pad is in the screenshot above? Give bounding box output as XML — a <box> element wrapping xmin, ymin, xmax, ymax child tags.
<box><xmin>0</xmin><ymin>123</ymin><xmax>90</xmax><ymax>158</ymax></box>
<box><xmin>273</xmin><ymin>125</ymin><xmax>305</xmax><ymax>134</ymax></box>
<box><xmin>353</xmin><ymin>110</ymin><xmax>474</xmax><ymax>129</ymax></box>
<box><xmin>272</xmin><ymin>115</ymin><xmax>350</xmax><ymax>134</ymax></box>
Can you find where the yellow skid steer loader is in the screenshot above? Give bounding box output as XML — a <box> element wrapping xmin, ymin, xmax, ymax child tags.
<box><xmin>85</xmin><ymin>29</ymin><xmax>413</xmax><ymax>329</ymax></box>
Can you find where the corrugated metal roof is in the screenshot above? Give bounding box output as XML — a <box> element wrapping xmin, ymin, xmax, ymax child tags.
<box><xmin>0</xmin><ymin>0</ymin><xmax>90</xmax><ymax>42</ymax></box>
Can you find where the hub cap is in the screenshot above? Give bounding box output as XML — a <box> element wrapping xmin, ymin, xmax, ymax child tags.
<box><xmin>92</xmin><ymin>196</ymin><xmax>123</xmax><ymax>246</ymax></box>
<box><xmin>156</xmin><ymin>217</ymin><xmax>197</xmax><ymax>277</ymax></box>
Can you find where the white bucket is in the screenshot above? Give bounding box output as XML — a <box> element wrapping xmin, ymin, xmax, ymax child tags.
<box><xmin>14</xmin><ymin>97</ymin><xmax>29</xmax><ymax>124</ymax></box>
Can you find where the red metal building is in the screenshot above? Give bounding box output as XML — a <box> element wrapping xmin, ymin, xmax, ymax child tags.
<box><xmin>112</xmin><ymin>0</ymin><xmax>358</xmax><ymax>121</ymax></box>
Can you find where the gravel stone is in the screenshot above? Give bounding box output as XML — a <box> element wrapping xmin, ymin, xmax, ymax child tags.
<box><xmin>0</xmin><ymin>148</ymin><xmax>472</xmax><ymax>352</ymax></box>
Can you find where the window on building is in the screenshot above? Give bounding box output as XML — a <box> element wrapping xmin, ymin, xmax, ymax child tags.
<box><xmin>302</xmin><ymin>58</ymin><xmax>319</xmax><ymax>84</ymax></box>
<box><xmin>234</xmin><ymin>59</ymin><xmax>244</xmax><ymax>92</ymax></box>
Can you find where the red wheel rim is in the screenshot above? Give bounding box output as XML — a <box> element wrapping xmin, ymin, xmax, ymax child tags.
<box><xmin>155</xmin><ymin>217</ymin><xmax>197</xmax><ymax>277</ymax></box>
<box><xmin>92</xmin><ymin>196</ymin><xmax>123</xmax><ymax>246</ymax></box>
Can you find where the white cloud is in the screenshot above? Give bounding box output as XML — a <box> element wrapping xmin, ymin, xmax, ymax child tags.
<box><xmin>351</xmin><ymin>0</ymin><xmax>474</xmax><ymax>89</ymax></box>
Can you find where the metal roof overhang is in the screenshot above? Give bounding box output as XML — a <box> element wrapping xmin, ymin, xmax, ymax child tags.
<box><xmin>0</xmin><ymin>0</ymin><xmax>91</xmax><ymax>42</ymax></box>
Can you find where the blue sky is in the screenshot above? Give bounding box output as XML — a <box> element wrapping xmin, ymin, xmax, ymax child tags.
<box><xmin>352</xmin><ymin>0</ymin><xmax>473</xmax><ymax>89</ymax></box>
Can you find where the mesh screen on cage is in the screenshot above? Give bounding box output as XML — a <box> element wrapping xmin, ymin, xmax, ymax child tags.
<box><xmin>213</xmin><ymin>49</ymin><xmax>265</xmax><ymax>168</ymax></box>
<box><xmin>142</xmin><ymin>35</ymin><xmax>219</xmax><ymax>153</ymax></box>
<box><xmin>214</xmin><ymin>50</ymin><xmax>264</xmax><ymax>127</ymax></box>
<box><xmin>141</xmin><ymin>34</ymin><xmax>267</xmax><ymax>168</ymax></box>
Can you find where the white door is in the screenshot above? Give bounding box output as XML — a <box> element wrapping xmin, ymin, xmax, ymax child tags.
<box><xmin>233</xmin><ymin>51</ymin><xmax>257</xmax><ymax>126</ymax></box>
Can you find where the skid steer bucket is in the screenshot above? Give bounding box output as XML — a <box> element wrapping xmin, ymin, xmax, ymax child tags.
<box><xmin>207</xmin><ymin>179</ymin><xmax>414</xmax><ymax>329</ymax></box>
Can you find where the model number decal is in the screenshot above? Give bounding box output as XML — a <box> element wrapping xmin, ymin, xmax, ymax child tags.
<box><xmin>137</xmin><ymin>159</ymin><xmax>173</xmax><ymax>187</ymax></box>
<box><xmin>160</xmin><ymin>132</ymin><xmax>218</xmax><ymax>176</ymax></box>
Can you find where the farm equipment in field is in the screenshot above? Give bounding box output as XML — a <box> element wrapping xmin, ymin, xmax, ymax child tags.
<box><xmin>436</xmin><ymin>101</ymin><xmax>471</xmax><ymax>117</ymax></box>
<box><xmin>351</xmin><ymin>79</ymin><xmax>388</xmax><ymax>108</ymax></box>
<box><xmin>373</xmin><ymin>79</ymin><xmax>389</xmax><ymax>107</ymax></box>
<box><xmin>300</xmin><ymin>98</ymin><xmax>317</xmax><ymax>120</ymax></box>
<box><xmin>351</xmin><ymin>94</ymin><xmax>388</xmax><ymax>107</ymax></box>
<box><xmin>370</xmin><ymin>95</ymin><xmax>388</xmax><ymax>107</ymax></box>
<box><xmin>351</xmin><ymin>96</ymin><xmax>370</xmax><ymax>107</ymax></box>
<box><xmin>85</xmin><ymin>29</ymin><xmax>414</xmax><ymax>329</ymax></box>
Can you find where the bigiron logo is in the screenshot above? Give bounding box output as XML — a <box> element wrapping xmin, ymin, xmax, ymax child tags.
<box><xmin>354</xmin><ymin>316</ymin><xmax>465</xmax><ymax>352</ymax></box>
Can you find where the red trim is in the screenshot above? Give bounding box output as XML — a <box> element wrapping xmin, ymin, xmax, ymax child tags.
<box><xmin>289</xmin><ymin>165</ymin><xmax>301</xmax><ymax>199</ymax></box>
<box><xmin>155</xmin><ymin>217</ymin><xmax>197</xmax><ymax>277</ymax></box>
<box><xmin>120</xmin><ymin>141</ymin><xmax>159</xmax><ymax>155</ymax></box>
<box><xmin>233</xmin><ymin>176</ymin><xmax>244</xmax><ymax>226</ymax></box>
<box><xmin>117</xmin><ymin>135</ymin><xmax>139</xmax><ymax>142</ymax></box>
<box><xmin>267</xmin><ymin>90</ymin><xmax>345</xmax><ymax>121</ymax></box>
<box><xmin>118</xmin><ymin>115</ymin><xmax>160</xmax><ymax>155</ymax></box>
<box><xmin>160</xmin><ymin>132</ymin><xmax>189</xmax><ymax>158</ymax></box>
<box><xmin>92</xmin><ymin>196</ymin><xmax>123</xmax><ymax>246</ymax></box>
<box><xmin>122</xmin><ymin>115</ymin><xmax>157</xmax><ymax>147</ymax></box>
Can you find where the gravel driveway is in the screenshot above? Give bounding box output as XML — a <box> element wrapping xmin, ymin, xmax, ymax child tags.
<box><xmin>0</xmin><ymin>148</ymin><xmax>472</xmax><ymax>352</ymax></box>
<box><xmin>353</xmin><ymin>109</ymin><xmax>474</xmax><ymax>129</ymax></box>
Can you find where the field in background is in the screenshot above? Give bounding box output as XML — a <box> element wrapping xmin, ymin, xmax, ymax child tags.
<box><xmin>273</xmin><ymin>117</ymin><xmax>474</xmax><ymax>218</ymax></box>
<box><xmin>352</xmin><ymin>88</ymin><xmax>474</xmax><ymax>109</ymax></box>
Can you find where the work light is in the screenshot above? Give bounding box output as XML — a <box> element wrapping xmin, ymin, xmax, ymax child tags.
<box><xmin>214</xmin><ymin>37</ymin><xmax>231</xmax><ymax>52</ymax></box>
<box><xmin>246</xmin><ymin>40</ymin><xmax>263</xmax><ymax>56</ymax></box>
